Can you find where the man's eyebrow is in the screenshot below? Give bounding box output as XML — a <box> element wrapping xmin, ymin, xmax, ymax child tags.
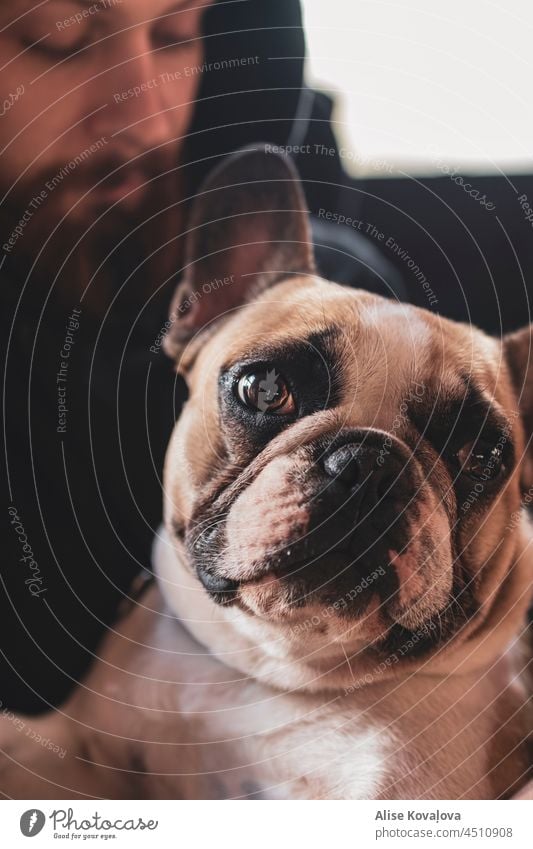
<box><xmin>12</xmin><ymin>0</ymin><xmax>99</xmax><ymax>11</ymax></box>
<box><xmin>23</xmin><ymin>0</ymin><xmax>206</xmax><ymax>10</ymax></box>
<box><xmin>1</xmin><ymin>0</ymin><xmax>48</xmax><ymax>32</ymax></box>
<box><xmin>29</xmin><ymin>0</ymin><xmax>91</xmax><ymax>6</ymax></box>
<box><xmin>13</xmin><ymin>0</ymin><xmax>209</xmax><ymax>24</ymax></box>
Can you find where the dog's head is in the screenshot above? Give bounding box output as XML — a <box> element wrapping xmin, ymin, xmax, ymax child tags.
<box><xmin>161</xmin><ymin>146</ymin><xmax>533</xmax><ymax>691</ymax></box>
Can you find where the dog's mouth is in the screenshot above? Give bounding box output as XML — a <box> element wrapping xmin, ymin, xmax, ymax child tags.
<box><xmin>183</xmin><ymin>504</ymin><xmax>464</xmax><ymax>655</ymax></box>
<box><xmin>193</xmin><ymin>535</ymin><xmax>401</xmax><ymax>620</ymax></box>
<box><xmin>191</xmin><ymin>538</ymin><xmax>475</xmax><ymax>665</ymax></box>
<box><xmin>188</xmin><ymin>478</ymin><xmax>405</xmax><ymax>610</ymax></box>
<box><xmin>197</xmin><ymin>547</ymin><xmax>360</xmax><ymax>592</ymax></box>
<box><xmin>179</xmin><ymin>426</ymin><xmax>467</xmax><ymax>642</ymax></box>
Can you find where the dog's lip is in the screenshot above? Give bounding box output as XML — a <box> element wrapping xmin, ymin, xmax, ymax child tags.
<box><xmin>198</xmin><ymin>554</ymin><xmax>347</xmax><ymax>597</ymax></box>
<box><xmin>202</xmin><ymin>537</ymin><xmax>395</xmax><ymax>588</ymax></box>
<box><xmin>237</xmin><ymin>549</ymin><xmax>364</xmax><ymax>586</ymax></box>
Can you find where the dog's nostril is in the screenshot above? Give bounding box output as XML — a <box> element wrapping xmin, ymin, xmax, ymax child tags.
<box><xmin>375</xmin><ymin>470</ymin><xmax>396</xmax><ymax>501</ymax></box>
<box><xmin>196</xmin><ymin>565</ymin><xmax>238</xmax><ymax>599</ymax></box>
<box><xmin>323</xmin><ymin>445</ymin><xmax>361</xmax><ymax>485</ymax></box>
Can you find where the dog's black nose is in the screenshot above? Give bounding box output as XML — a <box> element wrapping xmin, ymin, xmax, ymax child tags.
<box><xmin>323</xmin><ymin>444</ymin><xmax>362</xmax><ymax>484</ymax></box>
<box><xmin>323</xmin><ymin>442</ymin><xmax>400</xmax><ymax>507</ymax></box>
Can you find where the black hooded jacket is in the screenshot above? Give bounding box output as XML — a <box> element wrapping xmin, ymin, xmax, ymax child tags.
<box><xmin>2</xmin><ymin>0</ymin><xmax>533</xmax><ymax>713</ymax></box>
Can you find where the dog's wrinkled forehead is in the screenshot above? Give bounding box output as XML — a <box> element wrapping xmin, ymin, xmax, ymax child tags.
<box><xmin>195</xmin><ymin>275</ymin><xmax>499</xmax><ymax>431</ymax></box>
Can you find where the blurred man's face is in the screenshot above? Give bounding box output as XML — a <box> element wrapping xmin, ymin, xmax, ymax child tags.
<box><xmin>0</xmin><ymin>0</ymin><xmax>211</xmax><ymax>236</ymax></box>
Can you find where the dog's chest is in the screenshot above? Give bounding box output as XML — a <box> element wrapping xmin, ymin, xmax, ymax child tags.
<box><xmin>144</xmin><ymin>531</ymin><xmax>389</xmax><ymax>798</ymax></box>
<box><xmin>186</xmin><ymin>687</ymin><xmax>385</xmax><ymax>800</ymax></box>
<box><xmin>130</xmin><ymin>620</ymin><xmax>387</xmax><ymax>800</ymax></box>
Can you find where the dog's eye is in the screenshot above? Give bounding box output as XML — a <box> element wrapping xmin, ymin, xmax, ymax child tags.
<box><xmin>236</xmin><ymin>369</ymin><xmax>295</xmax><ymax>414</ymax></box>
<box><xmin>456</xmin><ymin>440</ymin><xmax>505</xmax><ymax>481</ymax></box>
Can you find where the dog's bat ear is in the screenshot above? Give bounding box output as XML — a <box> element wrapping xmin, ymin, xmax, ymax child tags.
<box><xmin>163</xmin><ymin>144</ymin><xmax>315</xmax><ymax>365</ymax></box>
<box><xmin>503</xmin><ymin>324</ymin><xmax>533</xmax><ymax>491</ymax></box>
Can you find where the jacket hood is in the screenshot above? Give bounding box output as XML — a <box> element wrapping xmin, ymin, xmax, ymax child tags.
<box><xmin>186</xmin><ymin>0</ymin><xmax>308</xmax><ymax>185</ymax></box>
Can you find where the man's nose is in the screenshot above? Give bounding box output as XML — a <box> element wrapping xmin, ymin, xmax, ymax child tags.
<box><xmin>90</xmin><ymin>34</ymin><xmax>175</xmax><ymax>151</ymax></box>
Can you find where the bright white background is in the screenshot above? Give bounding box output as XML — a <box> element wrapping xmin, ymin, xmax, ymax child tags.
<box><xmin>301</xmin><ymin>0</ymin><xmax>533</xmax><ymax>176</ymax></box>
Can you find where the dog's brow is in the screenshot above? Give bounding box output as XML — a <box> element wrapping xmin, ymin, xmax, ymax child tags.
<box><xmin>223</xmin><ymin>326</ymin><xmax>340</xmax><ymax>369</ymax></box>
<box><xmin>410</xmin><ymin>380</ymin><xmax>513</xmax><ymax>447</ymax></box>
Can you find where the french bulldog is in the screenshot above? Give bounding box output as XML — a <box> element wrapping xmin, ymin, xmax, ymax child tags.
<box><xmin>1</xmin><ymin>147</ymin><xmax>532</xmax><ymax>800</ymax></box>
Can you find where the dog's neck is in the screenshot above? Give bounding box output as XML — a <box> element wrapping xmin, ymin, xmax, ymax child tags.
<box><xmin>153</xmin><ymin>525</ymin><xmax>327</xmax><ymax>691</ymax></box>
<box><xmin>153</xmin><ymin>522</ymin><xmax>532</xmax><ymax>694</ymax></box>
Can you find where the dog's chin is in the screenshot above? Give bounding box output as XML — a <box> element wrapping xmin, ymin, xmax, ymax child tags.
<box><xmin>238</xmin><ymin>572</ymin><xmax>301</xmax><ymax>619</ymax></box>
<box><xmin>236</xmin><ymin>575</ymin><xmax>451</xmax><ymax>638</ymax></box>
<box><xmin>196</xmin><ymin>550</ymin><xmax>454</xmax><ymax>649</ymax></box>
<box><xmin>200</xmin><ymin>566</ymin><xmax>456</xmax><ymax>688</ymax></box>
<box><xmin>232</xmin><ymin>556</ymin><xmax>378</xmax><ymax>624</ymax></box>
<box><xmin>158</xmin><ymin>527</ymin><xmax>475</xmax><ymax>691</ymax></box>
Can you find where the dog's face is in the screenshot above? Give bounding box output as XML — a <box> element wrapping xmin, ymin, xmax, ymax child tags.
<box><xmin>162</xmin><ymin>148</ymin><xmax>533</xmax><ymax>688</ymax></box>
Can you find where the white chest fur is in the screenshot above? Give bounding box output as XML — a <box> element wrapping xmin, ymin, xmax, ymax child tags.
<box><xmin>149</xmin><ymin>527</ymin><xmax>390</xmax><ymax>799</ymax></box>
<box><xmin>162</xmin><ymin>669</ymin><xmax>389</xmax><ymax>800</ymax></box>
<box><xmin>149</xmin><ymin>526</ymin><xmax>530</xmax><ymax>801</ymax></box>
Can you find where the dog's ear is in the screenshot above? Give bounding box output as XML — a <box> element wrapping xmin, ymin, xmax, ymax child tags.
<box><xmin>503</xmin><ymin>325</ymin><xmax>533</xmax><ymax>492</ymax></box>
<box><xmin>163</xmin><ymin>145</ymin><xmax>315</xmax><ymax>365</ymax></box>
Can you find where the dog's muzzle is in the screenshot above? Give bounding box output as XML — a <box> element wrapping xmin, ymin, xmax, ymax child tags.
<box><xmin>191</xmin><ymin>429</ymin><xmax>419</xmax><ymax>605</ymax></box>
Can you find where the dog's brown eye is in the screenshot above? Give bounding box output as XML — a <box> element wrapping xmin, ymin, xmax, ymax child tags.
<box><xmin>456</xmin><ymin>440</ymin><xmax>505</xmax><ymax>481</ymax></box>
<box><xmin>236</xmin><ymin>369</ymin><xmax>295</xmax><ymax>414</ymax></box>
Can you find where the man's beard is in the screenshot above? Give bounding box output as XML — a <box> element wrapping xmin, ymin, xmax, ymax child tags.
<box><xmin>0</xmin><ymin>152</ymin><xmax>185</xmax><ymax>315</ymax></box>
